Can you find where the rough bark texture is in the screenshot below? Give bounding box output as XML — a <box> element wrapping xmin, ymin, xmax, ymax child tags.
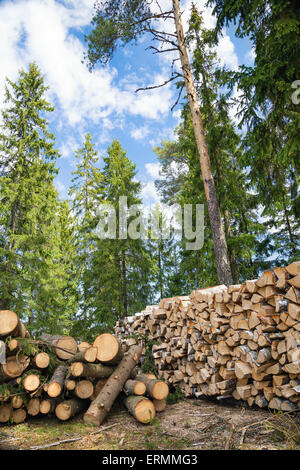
<box><xmin>83</xmin><ymin>345</ymin><xmax>142</xmax><ymax>426</ymax></box>
<box><xmin>124</xmin><ymin>379</ymin><xmax>146</xmax><ymax>396</ymax></box>
<box><xmin>172</xmin><ymin>0</ymin><xmax>233</xmax><ymax>285</ymax></box>
<box><xmin>47</xmin><ymin>365</ymin><xmax>68</xmax><ymax>397</ymax></box>
<box><xmin>70</xmin><ymin>362</ymin><xmax>115</xmax><ymax>379</ymax></box>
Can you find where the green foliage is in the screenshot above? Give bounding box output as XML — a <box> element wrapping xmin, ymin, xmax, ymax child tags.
<box><xmin>166</xmin><ymin>386</ymin><xmax>184</xmax><ymax>405</ymax></box>
<box><xmin>209</xmin><ymin>0</ymin><xmax>300</xmax><ymax>264</ymax></box>
<box><xmin>85</xmin><ymin>0</ymin><xmax>153</xmax><ymax>67</ymax></box>
<box><xmin>0</xmin><ymin>63</ymin><xmax>78</xmax><ymax>336</ymax></box>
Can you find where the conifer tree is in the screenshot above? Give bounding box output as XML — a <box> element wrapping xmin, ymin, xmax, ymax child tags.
<box><xmin>69</xmin><ymin>133</ymin><xmax>101</xmax><ymax>334</ymax></box>
<box><xmin>0</xmin><ymin>64</ymin><xmax>76</xmax><ymax>334</ymax></box>
<box><xmin>90</xmin><ymin>139</ymin><xmax>152</xmax><ymax>335</ymax></box>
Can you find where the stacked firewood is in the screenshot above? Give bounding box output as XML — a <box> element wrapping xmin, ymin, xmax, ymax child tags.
<box><xmin>0</xmin><ymin>313</ymin><xmax>169</xmax><ymax>425</ymax></box>
<box><xmin>115</xmin><ymin>261</ymin><xmax>300</xmax><ymax>411</ymax></box>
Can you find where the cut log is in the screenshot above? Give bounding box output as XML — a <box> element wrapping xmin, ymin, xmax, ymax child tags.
<box><xmin>124</xmin><ymin>395</ymin><xmax>156</xmax><ymax>423</ymax></box>
<box><xmin>93</xmin><ymin>333</ymin><xmax>124</xmax><ymax>365</ymax></box>
<box><xmin>78</xmin><ymin>342</ymin><xmax>91</xmax><ymax>352</ymax></box>
<box><xmin>135</xmin><ymin>375</ymin><xmax>169</xmax><ymax>400</ymax></box>
<box><xmin>234</xmin><ymin>361</ymin><xmax>252</xmax><ymax>380</ymax></box>
<box><xmin>55</xmin><ymin>398</ymin><xmax>87</xmax><ymax>421</ymax></box>
<box><xmin>65</xmin><ymin>379</ymin><xmax>76</xmax><ymax>391</ymax></box>
<box><xmin>40</xmin><ymin>398</ymin><xmax>61</xmax><ymax>415</ymax></box>
<box><xmin>68</xmin><ymin>347</ymin><xmax>98</xmax><ymax>364</ymax></box>
<box><xmin>27</xmin><ymin>398</ymin><xmax>40</xmax><ymax>416</ymax></box>
<box><xmin>23</xmin><ymin>373</ymin><xmax>40</xmax><ymax>392</ymax></box>
<box><xmin>47</xmin><ymin>365</ymin><xmax>68</xmax><ymax>397</ymax></box>
<box><xmin>286</xmin><ymin>261</ymin><xmax>300</xmax><ymax>276</ymax></box>
<box><xmin>124</xmin><ymin>379</ymin><xmax>146</xmax><ymax>396</ymax></box>
<box><xmin>0</xmin><ymin>354</ymin><xmax>30</xmax><ymax>382</ymax></box>
<box><xmin>70</xmin><ymin>362</ymin><xmax>115</xmax><ymax>379</ymax></box>
<box><xmin>32</xmin><ymin>352</ymin><xmax>50</xmax><ymax>369</ymax></box>
<box><xmin>11</xmin><ymin>395</ymin><xmax>24</xmax><ymax>409</ymax></box>
<box><xmin>12</xmin><ymin>408</ymin><xmax>27</xmax><ymax>424</ymax></box>
<box><xmin>0</xmin><ymin>404</ymin><xmax>12</xmax><ymax>423</ymax></box>
<box><xmin>75</xmin><ymin>380</ymin><xmax>94</xmax><ymax>399</ymax></box>
<box><xmin>0</xmin><ymin>310</ymin><xmax>30</xmax><ymax>338</ymax></box>
<box><xmin>288</xmin><ymin>275</ymin><xmax>300</xmax><ymax>289</ymax></box>
<box><xmin>153</xmin><ymin>398</ymin><xmax>167</xmax><ymax>412</ymax></box>
<box><xmin>83</xmin><ymin>345</ymin><xmax>142</xmax><ymax>426</ymax></box>
<box><xmin>41</xmin><ymin>334</ymin><xmax>77</xmax><ymax>360</ymax></box>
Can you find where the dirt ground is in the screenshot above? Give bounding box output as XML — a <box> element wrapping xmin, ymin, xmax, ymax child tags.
<box><xmin>1</xmin><ymin>397</ymin><xmax>300</xmax><ymax>451</ymax></box>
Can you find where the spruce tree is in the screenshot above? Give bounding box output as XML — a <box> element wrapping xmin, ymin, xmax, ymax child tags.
<box><xmin>0</xmin><ymin>64</ymin><xmax>76</xmax><ymax>334</ymax></box>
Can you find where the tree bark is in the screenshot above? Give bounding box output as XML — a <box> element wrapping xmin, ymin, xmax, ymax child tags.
<box><xmin>172</xmin><ymin>0</ymin><xmax>232</xmax><ymax>285</ymax></box>
<box><xmin>70</xmin><ymin>362</ymin><xmax>116</xmax><ymax>379</ymax></box>
<box><xmin>47</xmin><ymin>365</ymin><xmax>68</xmax><ymax>397</ymax></box>
<box><xmin>83</xmin><ymin>345</ymin><xmax>142</xmax><ymax>426</ymax></box>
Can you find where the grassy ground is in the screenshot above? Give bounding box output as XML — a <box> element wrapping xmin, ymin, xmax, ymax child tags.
<box><xmin>1</xmin><ymin>397</ymin><xmax>300</xmax><ymax>450</ymax></box>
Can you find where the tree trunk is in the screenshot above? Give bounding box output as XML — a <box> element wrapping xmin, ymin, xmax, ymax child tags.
<box><xmin>83</xmin><ymin>345</ymin><xmax>142</xmax><ymax>426</ymax></box>
<box><xmin>172</xmin><ymin>0</ymin><xmax>232</xmax><ymax>285</ymax></box>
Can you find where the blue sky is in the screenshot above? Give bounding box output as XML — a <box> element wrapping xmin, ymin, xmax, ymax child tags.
<box><xmin>0</xmin><ymin>0</ymin><xmax>255</xmax><ymax>206</ymax></box>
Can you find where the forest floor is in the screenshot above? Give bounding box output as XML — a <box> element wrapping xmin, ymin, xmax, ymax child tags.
<box><xmin>1</xmin><ymin>397</ymin><xmax>300</xmax><ymax>451</ymax></box>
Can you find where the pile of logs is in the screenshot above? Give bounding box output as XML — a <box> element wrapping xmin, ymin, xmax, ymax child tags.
<box><xmin>0</xmin><ymin>314</ymin><xmax>169</xmax><ymax>425</ymax></box>
<box><xmin>115</xmin><ymin>261</ymin><xmax>300</xmax><ymax>412</ymax></box>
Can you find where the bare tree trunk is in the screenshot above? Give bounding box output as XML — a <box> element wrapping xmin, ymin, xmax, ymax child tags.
<box><xmin>172</xmin><ymin>0</ymin><xmax>233</xmax><ymax>285</ymax></box>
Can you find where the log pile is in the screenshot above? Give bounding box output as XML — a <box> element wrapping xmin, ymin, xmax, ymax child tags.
<box><xmin>115</xmin><ymin>261</ymin><xmax>300</xmax><ymax>411</ymax></box>
<box><xmin>0</xmin><ymin>314</ymin><xmax>169</xmax><ymax>425</ymax></box>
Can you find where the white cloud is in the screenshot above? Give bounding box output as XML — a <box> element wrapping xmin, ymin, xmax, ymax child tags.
<box><xmin>131</xmin><ymin>125</ymin><xmax>150</xmax><ymax>141</ymax></box>
<box><xmin>145</xmin><ymin>162</ymin><xmax>161</xmax><ymax>179</ymax></box>
<box><xmin>141</xmin><ymin>181</ymin><xmax>161</xmax><ymax>203</ymax></box>
<box><xmin>0</xmin><ymin>0</ymin><xmax>174</xmax><ymax>131</ymax></box>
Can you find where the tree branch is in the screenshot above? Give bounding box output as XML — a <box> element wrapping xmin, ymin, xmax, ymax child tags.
<box><xmin>135</xmin><ymin>73</ymin><xmax>182</xmax><ymax>93</ymax></box>
<box><xmin>171</xmin><ymin>84</ymin><xmax>184</xmax><ymax>111</ymax></box>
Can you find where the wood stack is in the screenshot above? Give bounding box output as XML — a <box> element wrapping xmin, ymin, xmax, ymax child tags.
<box><xmin>0</xmin><ymin>313</ymin><xmax>169</xmax><ymax>425</ymax></box>
<box><xmin>115</xmin><ymin>261</ymin><xmax>300</xmax><ymax>411</ymax></box>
